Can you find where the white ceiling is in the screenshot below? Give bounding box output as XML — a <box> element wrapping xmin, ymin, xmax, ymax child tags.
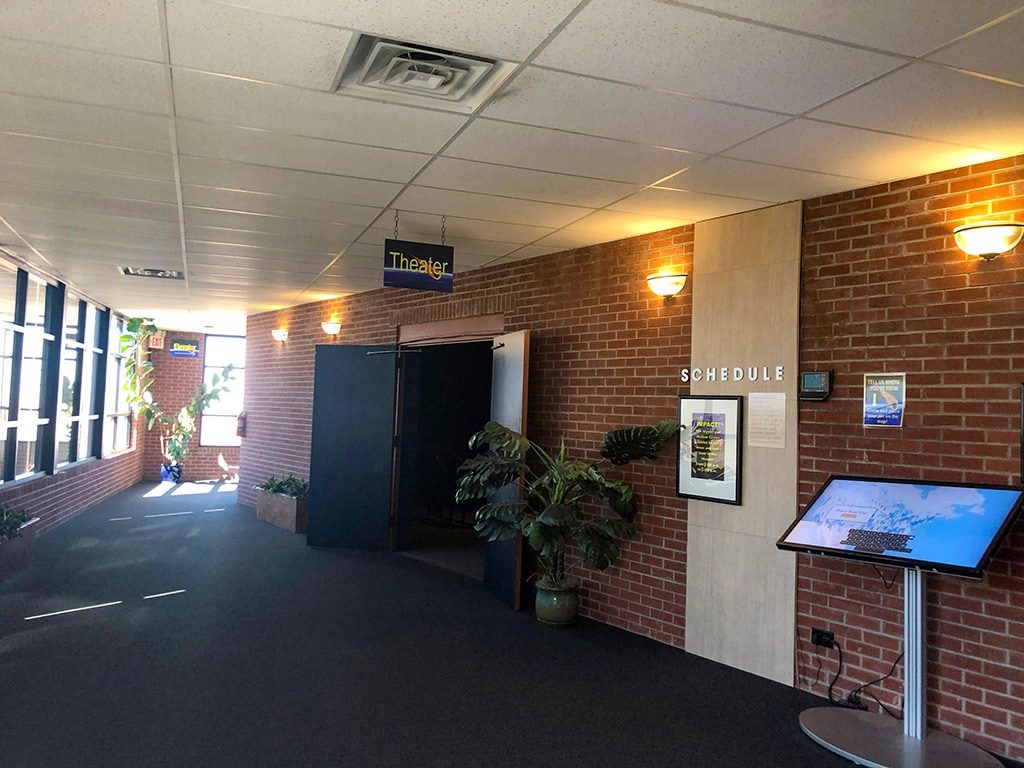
<box><xmin>1</xmin><ymin>0</ymin><xmax>1022</xmax><ymax>333</ymax></box>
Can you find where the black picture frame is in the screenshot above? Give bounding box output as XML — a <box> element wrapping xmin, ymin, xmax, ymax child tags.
<box><xmin>676</xmin><ymin>394</ymin><xmax>743</xmax><ymax>505</ymax></box>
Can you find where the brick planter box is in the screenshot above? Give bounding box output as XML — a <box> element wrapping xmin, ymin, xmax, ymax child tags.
<box><xmin>256</xmin><ymin>490</ymin><xmax>308</xmax><ymax>533</ymax></box>
<box><xmin>0</xmin><ymin>518</ymin><xmax>39</xmax><ymax>582</ymax></box>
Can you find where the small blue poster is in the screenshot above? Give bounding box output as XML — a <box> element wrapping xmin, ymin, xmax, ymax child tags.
<box><xmin>863</xmin><ymin>372</ymin><xmax>905</xmax><ymax>427</ymax></box>
<box><xmin>384</xmin><ymin>238</ymin><xmax>454</xmax><ymax>293</ymax></box>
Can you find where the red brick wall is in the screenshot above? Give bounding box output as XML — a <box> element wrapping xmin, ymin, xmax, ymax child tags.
<box><xmin>798</xmin><ymin>154</ymin><xmax>1024</xmax><ymax>759</ymax></box>
<box><xmin>0</xmin><ymin>436</ymin><xmax>143</xmax><ymax>535</ymax></box>
<box><xmin>240</xmin><ymin>230</ymin><xmax>693</xmax><ymax>646</ymax></box>
<box><xmin>142</xmin><ymin>332</ymin><xmax>241</xmax><ymax>482</ymax></box>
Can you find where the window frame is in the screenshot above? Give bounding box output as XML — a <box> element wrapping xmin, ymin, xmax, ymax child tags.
<box><xmin>199</xmin><ymin>334</ymin><xmax>245</xmax><ymax>448</ymax></box>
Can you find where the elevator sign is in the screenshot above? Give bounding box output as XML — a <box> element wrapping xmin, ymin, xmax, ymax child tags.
<box><xmin>384</xmin><ymin>238</ymin><xmax>454</xmax><ymax>293</ymax></box>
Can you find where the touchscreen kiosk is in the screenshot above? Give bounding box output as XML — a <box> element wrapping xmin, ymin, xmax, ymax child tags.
<box><xmin>777</xmin><ymin>475</ymin><xmax>1023</xmax><ymax>578</ymax></box>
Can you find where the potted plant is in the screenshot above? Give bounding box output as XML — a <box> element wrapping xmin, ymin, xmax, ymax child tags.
<box><xmin>0</xmin><ymin>504</ymin><xmax>36</xmax><ymax>583</ymax></box>
<box><xmin>456</xmin><ymin>418</ymin><xmax>680</xmax><ymax>625</ymax></box>
<box><xmin>255</xmin><ymin>474</ymin><xmax>310</xmax><ymax>533</ymax></box>
<box><xmin>120</xmin><ymin>318</ymin><xmax>235</xmax><ymax>483</ymax></box>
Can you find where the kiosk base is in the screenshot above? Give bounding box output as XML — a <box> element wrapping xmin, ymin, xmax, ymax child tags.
<box><xmin>799</xmin><ymin>708</ymin><xmax>1002</xmax><ymax>768</ymax></box>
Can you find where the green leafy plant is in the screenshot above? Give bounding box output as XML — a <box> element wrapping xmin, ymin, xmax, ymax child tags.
<box><xmin>257</xmin><ymin>474</ymin><xmax>310</xmax><ymax>499</ymax></box>
<box><xmin>456</xmin><ymin>419</ymin><xmax>680</xmax><ymax>589</ymax></box>
<box><xmin>0</xmin><ymin>505</ymin><xmax>30</xmax><ymax>541</ymax></box>
<box><xmin>120</xmin><ymin>318</ymin><xmax>236</xmax><ymax>465</ymax></box>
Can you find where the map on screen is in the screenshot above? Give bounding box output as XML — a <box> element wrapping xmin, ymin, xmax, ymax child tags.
<box><xmin>778</xmin><ymin>477</ymin><xmax>1023</xmax><ymax>575</ymax></box>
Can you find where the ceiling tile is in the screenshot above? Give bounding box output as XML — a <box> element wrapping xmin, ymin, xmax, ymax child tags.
<box><xmin>182</xmin><ymin>186</ymin><xmax>380</xmax><ymax>226</ymax></box>
<box><xmin>392</xmin><ymin>186</ymin><xmax>592</xmax><ymax>229</ymax></box>
<box><xmin>0</xmin><ymin>134</ymin><xmax>174</xmax><ymax>179</ymax></box>
<box><xmin>685</xmin><ymin>0</ymin><xmax>1021</xmax><ymax>57</ymax></box>
<box><xmin>186</xmin><ymin>241</ymin><xmax>334</xmax><ymax>262</ymax></box>
<box><xmin>663</xmin><ymin>157</ymin><xmax>874</xmax><ymax>202</ymax></box>
<box><xmin>0</xmin><ymin>208</ymin><xmax>182</xmax><ymax>240</ymax></box>
<box><xmin>175</xmin><ymin>120</ymin><xmax>429</xmax><ymax>182</ymax></box>
<box><xmin>0</xmin><ymin>163</ymin><xmax>179</xmax><ymax>204</ymax></box>
<box><xmin>183</xmin><ymin>208</ymin><xmax>364</xmax><ymax>241</ymax></box>
<box><xmin>2</xmin><ymin>0</ymin><xmax>165</xmax><ymax>60</ymax></box>
<box><xmin>535</xmin><ymin>210</ymin><xmax>691</xmax><ymax>250</ymax></box>
<box><xmin>609</xmin><ymin>187</ymin><xmax>769</xmax><ymax>222</ymax></box>
<box><xmin>481</xmin><ymin>67</ymin><xmax>787</xmax><ymax>153</ymax></box>
<box><xmin>172</xmin><ymin>69</ymin><xmax>466</xmax><ymax>152</ymax></box>
<box><xmin>0</xmin><ymin>94</ymin><xmax>173</xmax><ymax>152</ymax></box>
<box><xmin>184</xmin><ymin>225</ymin><xmax>354</xmax><ymax>253</ymax></box>
<box><xmin>725</xmin><ymin>118</ymin><xmax>998</xmax><ymax>180</ymax></box>
<box><xmin>495</xmin><ymin>244</ymin><xmax>563</xmax><ymax>262</ymax></box>
<box><xmin>929</xmin><ymin>11</ymin><xmax>1024</xmax><ymax>85</ymax></box>
<box><xmin>363</xmin><ymin>211</ymin><xmax>554</xmax><ymax>245</ymax></box>
<box><xmin>810</xmin><ymin>63</ymin><xmax>1024</xmax><ymax>154</ymax></box>
<box><xmin>0</xmin><ymin>186</ymin><xmax>180</xmax><ymax>222</ymax></box>
<box><xmin>0</xmin><ymin>39</ymin><xmax>170</xmax><ymax>114</ymax></box>
<box><xmin>416</xmin><ymin>157</ymin><xmax>642</xmax><ymax>208</ymax></box>
<box><xmin>166</xmin><ymin>0</ymin><xmax>351</xmax><ymax>88</ymax></box>
<box><xmin>445</xmin><ymin>119</ymin><xmax>701</xmax><ymax>183</ymax></box>
<box><xmin>178</xmin><ymin>157</ymin><xmax>402</xmax><ymax>206</ymax></box>
<box><xmin>534</xmin><ymin>0</ymin><xmax>903</xmax><ymax>113</ymax></box>
<box><xmin>222</xmin><ymin>0</ymin><xmax>579</xmax><ymax>60</ymax></box>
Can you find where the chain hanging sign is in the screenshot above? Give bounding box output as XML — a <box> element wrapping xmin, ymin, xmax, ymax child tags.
<box><xmin>383</xmin><ymin>211</ymin><xmax>454</xmax><ymax>293</ymax></box>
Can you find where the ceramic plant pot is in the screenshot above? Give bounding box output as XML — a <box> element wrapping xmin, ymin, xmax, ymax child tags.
<box><xmin>0</xmin><ymin>518</ymin><xmax>38</xmax><ymax>583</ymax></box>
<box><xmin>534</xmin><ymin>584</ymin><xmax>580</xmax><ymax>626</ymax></box>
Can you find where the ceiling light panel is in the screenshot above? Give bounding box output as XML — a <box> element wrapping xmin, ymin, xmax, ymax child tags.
<box><xmin>481</xmin><ymin>67</ymin><xmax>787</xmax><ymax>153</ymax></box>
<box><xmin>0</xmin><ymin>39</ymin><xmax>170</xmax><ymax>115</ymax></box>
<box><xmin>809</xmin><ymin>63</ymin><xmax>1024</xmax><ymax>154</ymax></box>
<box><xmin>683</xmin><ymin>0</ymin><xmax>1022</xmax><ymax>57</ymax></box>
<box><xmin>174</xmin><ymin>120</ymin><xmax>431</xmax><ymax>182</ymax></box>
<box><xmin>444</xmin><ymin>120</ymin><xmax>703</xmax><ymax>184</ymax></box>
<box><xmin>166</xmin><ymin>0</ymin><xmax>352</xmax><ymax>89</ymax></box>
<box><xmin>534</xmin><ymin>0</ymin><xmax>904</xmax><ymax>114</ymax></box>
<box><xmin>172</xmin><ymin>70</ymin><xmax>466</xmax><ymax>152</ymax></box>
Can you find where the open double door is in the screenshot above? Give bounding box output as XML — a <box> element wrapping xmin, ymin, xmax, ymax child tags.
<box><xmin>306</xmin><ymin>330</ymin><xmax>529</xmax><ymax>608</ymax></box>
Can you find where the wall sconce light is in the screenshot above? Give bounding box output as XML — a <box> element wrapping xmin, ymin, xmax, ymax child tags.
<box><xmin>954</xmin><ymin>221</ymin><xmax>1023</xmax><ymax>260</ymax></box>
<box><xmin>321</xmin><ymin>319</ymin><xmax>341</xmax><ymax>336</ymax></box>
<box><xmin>646</xmin><ymin>272</ymin><xmax>688</xmax><ymax>302</ymax></box>
<box><xmin>271</xmin><ymin>328</ymin><xmax>288</xmax><ymax>342</ymax></box>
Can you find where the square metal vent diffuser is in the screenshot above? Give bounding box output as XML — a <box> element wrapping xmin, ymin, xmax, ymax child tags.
<box><xmin>119</xmin><ymin>266</ymin><xmax>184</xmax><ymax>280</ymax></box>
<box><xmin>332</xmin><ymin>36</ymin><xmax>516</xmax><ymax>113</ymax></box>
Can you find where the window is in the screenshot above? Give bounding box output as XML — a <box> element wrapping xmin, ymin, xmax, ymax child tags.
<box><xmin>104</xmin><ymin>316</ymin><xmax>132</xmax><ymax>455</ymax></box>
<box><xmin>0</xmin><ymin>270</ymin><xmax>56</xmax><ymax>481</ymax></box>
<box><xmin>57</xmin><ymin>293</ymin><xmax>104</xmax><ymax>466</ymax></box>
<box><xmin>200</xmin><ymin>335</ymin><xmax>245</xmax><ymax>447</ymax></box>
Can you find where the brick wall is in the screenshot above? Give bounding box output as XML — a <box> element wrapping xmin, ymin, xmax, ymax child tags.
<box><xmin>799</xmin><ymin>154</ymin><xmax>1024</xmax><ymax>759</ymax></box>
<box><xmin>240</xmin><ymin>230</ymin><xmax>693</xmax><ymax>646</ymax></box>
<box><xmin>0</xmin><ymin>436</ymin><xmax>143</xmax><ymax>535</ymax></box>
<box><xmin>141</xmin><ymin>333</ymin><xmax>241</xmax><ymax>482</ymax></box>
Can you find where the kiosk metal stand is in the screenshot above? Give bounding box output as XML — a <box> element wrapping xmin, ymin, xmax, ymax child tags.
<box><xmin>798</xmin><ymin>568</ymin><xmax>1002</xmax><ymax>768</ymax></box>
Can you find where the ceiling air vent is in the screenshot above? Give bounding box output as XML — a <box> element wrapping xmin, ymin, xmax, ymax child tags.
<box><xmin>119</xmin><ymin>266</ymin><xmax>184</xmax><ymax>280</ymax></box>
<box><xmin>332</xmin><ymin>36</ymin><xmax>516</xmax><ymax>113</ymax></box>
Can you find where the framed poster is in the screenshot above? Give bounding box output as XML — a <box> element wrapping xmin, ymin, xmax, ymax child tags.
<box><xmin>863</xmin><ymin>372</ymin><xmax>905</xmax><ymax>427</ymax></box>
<box><xmin>677</xmin><ymin>395</ymin><xmax>743</xmax><ymax>505</ymax></box>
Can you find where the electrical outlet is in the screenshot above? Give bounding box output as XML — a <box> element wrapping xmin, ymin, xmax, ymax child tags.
<box><xmin>811</xmin><ymin>628</ymin><xmax>835</xmax><ymax>648</ymax></box>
